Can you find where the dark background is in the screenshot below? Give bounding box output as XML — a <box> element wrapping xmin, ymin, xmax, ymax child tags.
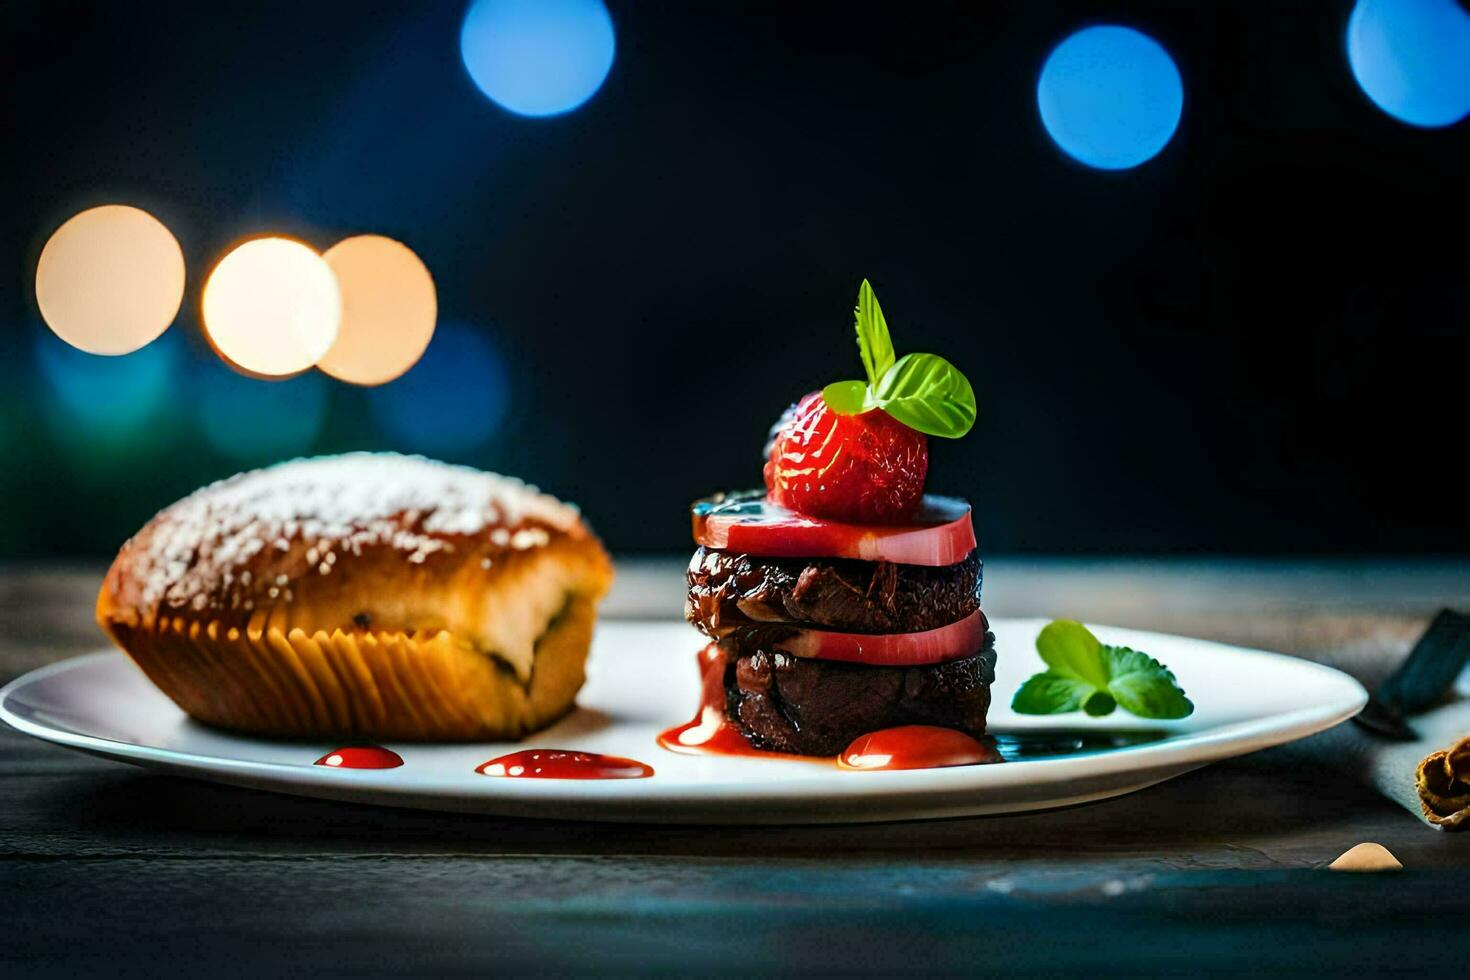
<box><xmin>2</xmin><ymin>1</ymin><xmax>1467</xmax><ymax>558</ymax></box>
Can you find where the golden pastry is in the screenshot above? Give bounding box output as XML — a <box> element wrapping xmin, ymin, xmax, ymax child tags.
<box><xmin>96</xmin><ymin>453</ymin><xmax>613</xmax><ymax>741</ymax></box>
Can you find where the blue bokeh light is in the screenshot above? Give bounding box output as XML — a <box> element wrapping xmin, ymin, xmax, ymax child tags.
<box><xmin>1037</xmin><ymin>25</ymin><xmax>1184</xmax><ymax>170</ymax></box>
<box><xmin>460</xmin><ymin>0</ymin><xmax>615</xmax><ymax>117</ymax></box>
<box><xmin>1347</xmin><ymin>0</ymin><xmax>1470</xmax><ymax>128</ymax></box>
<box><xmin>197</xmin><ymin>362</ymin><xmax>329</xmax><ymax>463</ymax></box>
<box><xmin>368</xmin><ymin>321</ymin><xmax>509</xmax><ymax>456</ymax></box>
<box><xmin>34</xmin><ymin>327</ymin><xmax>178</xmax><ymax>440</ymax></box>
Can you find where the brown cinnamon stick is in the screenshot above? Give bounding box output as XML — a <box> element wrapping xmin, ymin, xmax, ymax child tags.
<box><xmin>1416</xmin><ymin>735</ymin><xmax>1470</xmax><ymax>830</ymax></box>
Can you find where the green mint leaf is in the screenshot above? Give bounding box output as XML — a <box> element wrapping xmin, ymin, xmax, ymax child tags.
<box><xmin>822</xmin><ymin>380</ymin><xmax>871</xmax><ymax>416</ymax></box>
<box><xmin>1083</xmin><ymin>690</ymin><xmax>1117</xmax><ymax>716</ymax></box>
<box><xmin>1011</xmin><ymin>672</ymin><xmax>1095</xmax><ymax>714</ymax></box>
<box><xmin>1013</xmin><ymin>621</ymin><xmax>1195</xmax><ymax>720</ymax></box>
<box><xmin>1034</xmin><ymin>619</ymin><xmax>1109</xmax><ymax>689</ymax></box>
<box><xmin>1101</xmin><ymin>645</ymin><xmax>1195</xmax><ymax>719</ymax></box>
<box><xmin>854</xmin><ymin>279</ymin><xmax>896</xmax><ymax>389</ymax></box>
<box><xmin>871</xmin><ymin>352</ymin><xmax>976</xmax><ymax>439</ymax></box>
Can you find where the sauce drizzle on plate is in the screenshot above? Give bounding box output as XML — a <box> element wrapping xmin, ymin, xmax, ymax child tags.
<box><xmin>477</xmin><ymin>750</ymin><xmax>654</xmax><ymax>780</ymax></box>
<box><xmin>838</xmin><ymin>725</ymin><xmax>1002</xmax><ymax>771</ymax></box>
<box><xmin>314</xmin><ymin>746</ymin><xmax>404</xmax><ymax>769</ymax></box>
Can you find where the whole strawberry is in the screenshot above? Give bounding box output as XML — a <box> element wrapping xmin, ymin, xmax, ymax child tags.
<box><xmin>764</xmin><ymin>391</ymin><xmax>928</xmax><ymax>523</ymax></box>
<box><xmin>761</xmin><ymin>279</ymin><xmax>974</xmax><ymax>524</ymax></box>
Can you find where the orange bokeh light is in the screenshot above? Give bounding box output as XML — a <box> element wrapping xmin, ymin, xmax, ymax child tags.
<box><xmin>318</xmin><ymin>235</ymin><xmax>438</xmax><ymax>386</ymax></box>
<box><xmin>202</xmin><ymin>238</ymin><xmax>341</xmax><ymax>378</ymax></box>
<box><xmin>35</xmin><ymin>205</ymin><xmax>185</xmax><ymax>355</ymax></box>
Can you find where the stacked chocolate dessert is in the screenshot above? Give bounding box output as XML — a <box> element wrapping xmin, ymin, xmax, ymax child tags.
<box><xmin>677</xmin><ymin>281</ymin><xmax>993</xmax><ymax>757</ymax></box>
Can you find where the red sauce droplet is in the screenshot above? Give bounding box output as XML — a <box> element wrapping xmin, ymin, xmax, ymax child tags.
<box><xmin>839</xmin><ymin>725</ymin><xmax>1003</xmax><ymax>771</ymax></box>
<box><xmin>658</xmin><ymin>707</ymin><xmax>804</xmax><ymax>759</ymax></box>
<box><xmin>656</xmin><ymin>644</ymin><xmax>826</xmax><ymax>761</ymax></box>
<box><xmin>476</xmin><ymin>750</ymin><xmax>653</xmax><ymax>780</ymax></box>
<box><xmin>314</xmin><ymin>746</ymin><xmax>404</xmax><ymax>769</ymax></box>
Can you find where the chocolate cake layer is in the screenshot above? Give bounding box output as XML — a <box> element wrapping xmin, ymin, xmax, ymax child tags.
<box><xmin>686</xmin><ymin>547</ymin><xmax>982</xmax><ymax>637</ymax></box>
<box><xmin>722</xmin><ymin>631</ymin><xmax>997</xmax><ymax>756</ymax></box>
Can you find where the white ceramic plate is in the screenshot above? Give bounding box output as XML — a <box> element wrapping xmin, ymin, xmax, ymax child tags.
<box><xmin>0</xmin><ymin>619</ymin><xmax>1365</xmax><ymax>824</ymax></box>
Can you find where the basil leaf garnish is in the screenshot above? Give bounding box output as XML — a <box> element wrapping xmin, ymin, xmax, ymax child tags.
<box><xmin>854</xmin><ymin>278</ymin><xmax>896</xmax><ymax>389</ymax></box>
<box><xmin>821</xmin><ymin>380</ymin><xmax>871</xmax><ymax>416</ymax></box>
<box><xmin>819</xmin><ymin>280</ymin><xmax>977</xmax><ymax>439</ymax></box>
<box><xmin>872</xmin><ymin>352</ymin><xmax>976</xmax><ymax>439</ymax></box>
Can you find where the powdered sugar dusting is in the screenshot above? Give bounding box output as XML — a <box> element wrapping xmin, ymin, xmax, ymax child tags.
<box><xmin>124</xmin><ymin>454</ymin><xmax>582</xmax><ymax>613</ymax></box>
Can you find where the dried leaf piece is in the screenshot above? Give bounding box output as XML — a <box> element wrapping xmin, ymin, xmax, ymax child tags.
<box><xmin>1416</xmin><ymin>734</ymin><xmax>1470</xmax><ymax>831</ymax></box>
<box><xmin>1328</xmin><ymin>842</ymin><xmax>1403</xmax><ymax>872</ymax></box>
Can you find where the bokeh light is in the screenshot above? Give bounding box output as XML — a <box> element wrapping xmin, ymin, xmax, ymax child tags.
<box><xmin>1347</xmin><ymin>0</ymin><xmax>1470</xmax><ymax>128</ymax></box>
<box><xmin>202</xmin><ymin>237</ymin><xmax>341</xmax><ymax>377</ymax></box>
<box><xmin>34</xmin><ymin>325</ymin><xmax>179</xmax><ymax>440</ymax></box>
<box><xmin>1037</xmin><ymin>25</ymin><xmax>1184</xmax><ymax>170</ymax></box>
<box><xmin>318</xmin><ymin>235</ymin><xmax>437</xmax><ymax>386</ymax></box>
<box><xmin>35</xmin><ymin>205</ymin><xmax>185</xmax><ymax>355</ymax></box>
<box><xmin>460</xmin><ymin>0</ymin><xmax>616</xmax><ymax>117</ymax></box>
<box><xmin>197</xmin><ymin>360</ymin><xmax>329</xmax><ymax>462</ymax></box>
<box><xmin>367</xmin><ymin>321</ymin><xmax>509</xmax><ymax>455</ymax></box>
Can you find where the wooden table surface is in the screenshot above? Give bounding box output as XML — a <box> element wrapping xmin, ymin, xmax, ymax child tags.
<box><xmin>4</xmin><ymin>559</ymin><xmax>1468</xmax><ymax>976</ymax></box>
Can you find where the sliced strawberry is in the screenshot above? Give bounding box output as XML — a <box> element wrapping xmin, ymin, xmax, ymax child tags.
<box><xmin>692</xmin><ymin>492</ymin><xmax>975</xmax><ymax>567</ymax></box>
<box><xmin>766</xmin><ymin>609</ymin><xmax>988</xmax><ymax>666</ymax></box>
<box><xmin>764</xmin><ymin>391</ymin><xmax>928</xmax><ymax>524</ymax></box>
